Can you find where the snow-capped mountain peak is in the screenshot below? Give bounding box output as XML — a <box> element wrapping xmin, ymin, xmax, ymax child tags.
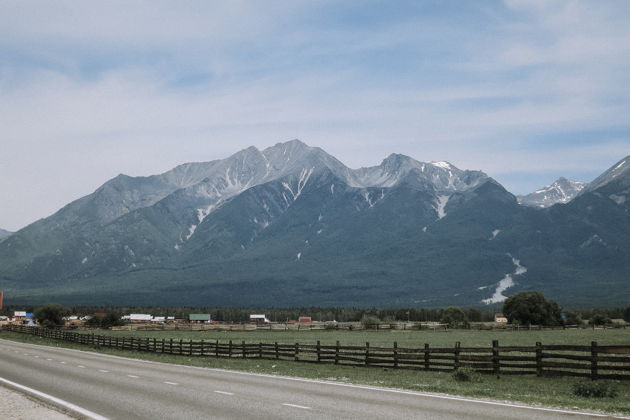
<box><xmin>518</xmin><ymin>177</ymin><xmax>587</xmax><ymax>208</ymax></box>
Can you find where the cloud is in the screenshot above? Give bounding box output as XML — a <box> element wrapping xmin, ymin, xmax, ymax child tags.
<box><xmin>0</xmin><ymin>1</ymin><xmax>629</xmax><ymax>230</ymax></box>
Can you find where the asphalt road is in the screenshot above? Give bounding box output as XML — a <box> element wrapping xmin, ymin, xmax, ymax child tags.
<box><xmin>0</xmin><ymin>338</ymin><xmax>625</xmax><ymax>420</ymax></box>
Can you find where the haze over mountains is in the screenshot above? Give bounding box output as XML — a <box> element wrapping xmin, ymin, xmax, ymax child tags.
<box><xmin>1</xmin><ymin>140</ymin><xmax>629</xmax><ymax>307</ymax></box>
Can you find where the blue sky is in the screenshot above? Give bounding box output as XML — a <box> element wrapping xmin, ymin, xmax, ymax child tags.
<box><xmin>1</xmin><ymin>0</ymin><xmax>629</xmax><ymax>230</ymax></box>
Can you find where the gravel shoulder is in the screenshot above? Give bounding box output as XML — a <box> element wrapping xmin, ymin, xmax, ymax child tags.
<box><xmin>0</xmin><ymin>384</ymin><xmax>76</xmax><ymax>420</ymax></box>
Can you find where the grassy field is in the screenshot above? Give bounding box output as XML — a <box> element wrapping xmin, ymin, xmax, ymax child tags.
<box><xmin>2</xmin><ymin>329</ymin><xmax>630</xmax><ymax>416</ymax></box>
<box><xmin>94</xmin><ymin>327</ymin><xmax>630</xmax><ymax>348</ymax></box>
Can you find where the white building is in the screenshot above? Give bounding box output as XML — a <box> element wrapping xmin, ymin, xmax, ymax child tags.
<box><xmin>127</xmin><ymin>314</ymin><xmax>153</xmax><ymax>323</ymax></box>
<box><xmin>250</xmin><ymin>314</ymin><xmax>270</xmax><ymax>323</ymax></box>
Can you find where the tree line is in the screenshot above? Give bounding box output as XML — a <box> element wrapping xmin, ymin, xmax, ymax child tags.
<box><xmin>4</xmin><ymin>291</ymin><xmax>630</xmax><ymax>328</ymax></box>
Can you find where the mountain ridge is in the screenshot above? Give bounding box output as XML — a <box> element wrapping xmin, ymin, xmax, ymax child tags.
<box><xmin>1</xmin><ymin>140</ymin><xmax>629</xmax><ymax>307</ymax></box>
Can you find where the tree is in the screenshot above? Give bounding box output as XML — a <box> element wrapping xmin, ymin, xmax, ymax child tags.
<box><xmin>440</xmin><ymin>306</ymin><xmax>468</xmax><ymax>328</ymax></box>
<box><xmin>502</xmin><ymin>291</ymin><xmax>562</xmax><ymax>326</ymax></box>
<box><xmin>85</xmin><ymin>313</ymin><xmax>124</xmax><ymax>329</ymax></box>
<box><xmin>34</xmin><ymin>303</ymin><xmax>70</xmax><ymax>328</ymax></box>
<box><xmin>590</xmin><ymin>313</ymin><xmax>611</xmax><ymax>326</ymax></box>
<box><xmin>623</xmin><ymin>307</ymin><xmax>630</xmax><ymax>323</ymax></box>
<box><xmin>562</xmin><ymin>311</ymin><xmax>583</xmax><ymax>326</ymax></box>
<box><xmin>360</xmin><ymin>314</ymin><xmax>381</xmax><ymax>329</ymax></box>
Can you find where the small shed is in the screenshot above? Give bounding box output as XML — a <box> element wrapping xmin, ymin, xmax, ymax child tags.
<box><xmin>298</xmin><ymin>316</ymin><xmax>312</xmax><ymax>323</ymax></box>
<box><xmin>494</xmin><ymin>313</ymin><xmax>508</xmax><ymax>323</ymax></box>
<box><xmin>188</xmin><ymin>314</ymin><xmax>211</xmax><ymax>323</ymax></box>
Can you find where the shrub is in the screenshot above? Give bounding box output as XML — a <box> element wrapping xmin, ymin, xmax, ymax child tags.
<box><xmin>452</xmin><ymin>366</ymin><xmax>481</xmax><ymax>382</ymax></box>
<box><xmin>34</xmin><ymin>303</ymin><xmax>70</xmax><ymax>328</ymax></box>
<box><xmin>360</xmin><ymin>315</ymin><xmax>381</xmax><ymax>329</ymax></box>
<box><xmin>572</xmin><ymin>381</ymin><xmax>618</xmax><ymax>398</ymax></box>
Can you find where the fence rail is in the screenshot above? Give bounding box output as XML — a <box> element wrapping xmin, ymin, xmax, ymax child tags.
<box><xmin>3</xmin><ymin>325</ymin><xmax>629</xmax><ymax>380</ymax></box>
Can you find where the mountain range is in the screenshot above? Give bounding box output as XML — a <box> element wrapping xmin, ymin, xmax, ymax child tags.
<box><xmin>0</xmin><ymin>229</ymin><xmax>12</xmax><ymax>241</ymax></box>
<box><xmin>1</xmin><ymin>140</ymin><xmax>629</xmax><ymax>307</ymax></box>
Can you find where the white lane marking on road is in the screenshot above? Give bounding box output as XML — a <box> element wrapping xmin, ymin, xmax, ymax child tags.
<box><xmin>0</xmin><ymin>376</ymin><xmax>109</xmax><ymax>420</ymax></box>
<box><xmin>46</xmin><ymin>358</ymin><xmax>53</xmax><ymax>361</ymax></box>
<box><xmin>127</xmin><ymin>375</ymin><xmax>139</xmax><ymax>378</ymax></box>
<box><xmin>163</xmin><ymin>381</ymin><xmax>178</xmax><ymax>385</ymax></box>
<box><xmin>3</xmin><ymin>339</ymin><xmax>626</xmax><ymax>420</ymax></box>
<box><xmin>60</xmin><ymin>361</ymin><xmax>67</xmax><ymax>364</ymax></box>
<box><xmin>33</xmin><ymin>355</ymin><xmax>39</xmax><ymax>358</ymax></box>
<box><xmin>78</xmin><ymin>365</ymin><xmax>86</xmax><ymax>368</ymax></box>
<box><xmin>98</xmin><ymin>369</ymin><xmax>109</xmax><ymax>373</ymax></box>
<box><xmin>214</xmin><ymin>390</ymin><xmax>233</xmax><ymax>395</ymax></box>
<box><xmin>23</xmin><ymin>353</ymin><xmax>29</xmax><ymax>355</ymax></box>
<box><xmin>282</xmin><ymin>403</ymin><xmax>311</xmax><ymax>410</ymax></box>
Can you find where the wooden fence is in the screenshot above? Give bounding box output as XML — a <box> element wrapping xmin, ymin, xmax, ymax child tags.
<box><xmin>3</xmin><ymin>325</ymin><xmax>630</xmax><ymax>380</ymax></box>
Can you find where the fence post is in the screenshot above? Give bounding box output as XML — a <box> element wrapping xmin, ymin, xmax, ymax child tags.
<box><xmin>169</xmin><ymin>338</ymin><xmax>173</xmax><ymax>354</ymax></box>
<box><xmin>275</xmin><ymin>342</ymin><xmax>279</xmax><ymax>359</ymax></box>
<box><xmin>454</xmin><ymin>342</ymin><xmax>461</xmax><ymax>371</ymax></box>
<box><xmin>335</xmin><ymin>340</ymin><xmax>340</xmax><ymax>365</ymax></box>
<box><xmin>492</xmin><ymin>340</ymin><xmax>500</xmax><ymax>378</ymax></box>
<box><xmin>229</xmin><ymin>340</ymin><xmax>233</xmax><ymax>358</ymax></box>
<box><xmin>535</xmin><ymin>342</ymin><xmax>543</xmax><ymax>377</ymax></box>
<box><xmin>259</xmin><ymin>342</ymin><xmax>263</xmax><ymax>359</ymax></box>
<box><xmin>365</xmin><ymin>342</ymin><xmax>370</xmax><ymax>367</ymax></box>
<box><xmin>216</xmin><ymin>340</ymin><xmax>219</xmax><ymax>358</ymax></box>
<box><xmin>162</xmin><ymin>338</ymin><xmax>165</xmax><ymax>353</ymax></box>
<box><xmin>200</xmin><ymin>339</ymin><xmax>204</xmax><ymax>357</ymax></box>
<box><xmin>189</xmin><ymin>339</ymin><xmax>193</xmax><ymax>356</ymax></box>
<box><xmin>393</xmin><ymin>341</ymin><xmax>398</xmax><ymax>369</ymax></box>
<box><xmin>294</xmin><ymin>342</ymin><xmax>299</xmax><ymax>361</ymax></box>
<box><xmin>179</xmin><ymin>339</ymin><xmax>183</xmax><ymax>355</ymax></box>
<box><xmin>424</xmin><ymin>343</ymin><xmax>430</xmax><ymax>371</ymax></box>
<box><xmin>591</xmin><ymin>341</ymin><xmax>598</xmax><ymax>381</ymax></box>
<box><xmin>317</xmin><ymin>340</ymin><xmax>321</xmax><ymax>363</ymax></box>
<box><xmin>242</xmin><ymin>340</ymin><xmax>246</xmax><ymax>359</ymax></box>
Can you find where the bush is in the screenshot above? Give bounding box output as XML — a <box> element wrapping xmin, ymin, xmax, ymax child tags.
<box><xmin>360</xmin><ymin>315</ymin><xmax>381</xmax><ymax>329</ymax></box>
<box><xmin>440</xmin><ymin>307</ymin><xmax>468</xmax><ymax>328</ymax></box>
<box><xmin>452</xmin><ymin>366</ymin><xmax>481</xmax><ymax>382</ymax></box>
<box><xmin>572</xmin><ymin>381</ymin><xmax>618</xmax><ymax>398</ymax></box>
<box><xmin>590</xmin><ymin>313</ymin><xmax>611</xmax><ymax>326</ymax></box>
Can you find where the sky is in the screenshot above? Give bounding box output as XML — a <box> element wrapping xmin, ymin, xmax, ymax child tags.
<box><xmin>1</xmin><ymin>0</ymin><xmax>629</xmax><ymax>231</ymax></box>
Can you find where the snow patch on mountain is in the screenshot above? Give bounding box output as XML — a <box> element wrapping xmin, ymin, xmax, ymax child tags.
<box><xmin>580</xmin><ymin>234</ymin><xmax>607</xmax><ymax>248</ymax></box>
<box><xmin>282</xmin><ymin>167</ymin><xmax>314</xmax><ymax>202</ymax></box>
<box><xmin>434</xmin><ymin>195</ymin><xmax>450</xmax><ymax>219</ymax></box>
<box><xmin>609</xmin><ymin>194</ymin><xmax>627</xmax><ymax>205</ymax></box>
<box><xmin>185</xmin><ymin>224</ymin><xmax>197</xmax><ymax>241</ymax></box>
<box><xmin>431</xmin><ymin>161</ymin><xmax>452</xmax><ymax>170</ymax></box>
<box><xmin>490</xmin><ymin>229</ymin><xmax>501</xmax><ymax>239</ymax></box>
<box><xmin>482</xmin><ymin>256</ymin><xmax>527</xmax><ymax>304</ymax></box>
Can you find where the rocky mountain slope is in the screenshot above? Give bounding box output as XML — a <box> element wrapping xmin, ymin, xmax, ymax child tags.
<box><xmin>1</xmin><ymin>141</ymin><xmax>628</xmax><ymax>307</ymax></box>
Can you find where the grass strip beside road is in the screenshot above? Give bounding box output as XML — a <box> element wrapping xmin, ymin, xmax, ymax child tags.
<box><xmin>2</xmin><ymin>330</ymin><xmax>630</xmax><ymax>416</ymax></box>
